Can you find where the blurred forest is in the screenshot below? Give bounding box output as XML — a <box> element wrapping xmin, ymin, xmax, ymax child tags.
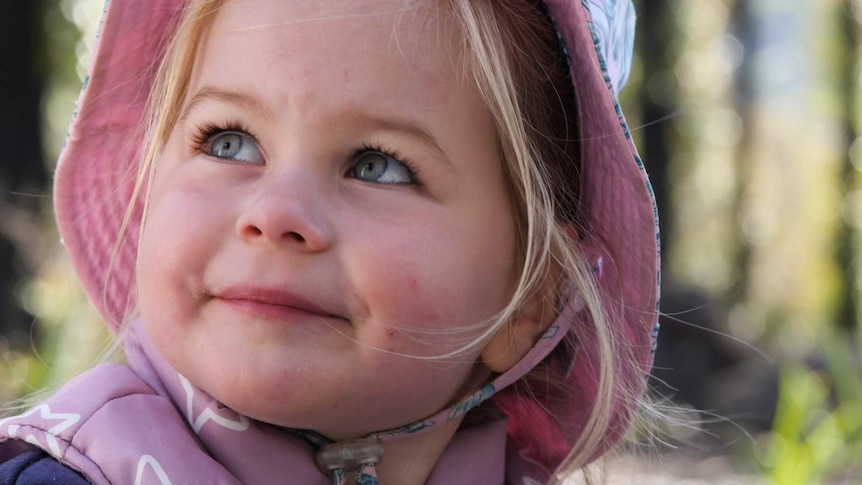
<box><xmin>1</xmin><ymin>0</ymin><xmax>860</xmax><ymax>483</ymax></box>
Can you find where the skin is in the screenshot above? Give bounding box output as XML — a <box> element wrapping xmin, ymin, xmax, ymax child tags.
<box><xmin>136</xmin><ymin>0</ymin><xmax>546</xmax><ymax>482</ymax></box>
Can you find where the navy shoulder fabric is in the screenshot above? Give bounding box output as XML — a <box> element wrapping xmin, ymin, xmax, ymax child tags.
<box><xmin>0</xmin><ymin>446</ymin><xmax>89</xmax><ymax>484</ymax></box>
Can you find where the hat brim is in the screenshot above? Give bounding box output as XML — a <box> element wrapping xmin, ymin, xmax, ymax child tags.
<box><xmin>55</xmin><ymin>0</ymin><xmax>181</xmax><ymax>328</ymax></box>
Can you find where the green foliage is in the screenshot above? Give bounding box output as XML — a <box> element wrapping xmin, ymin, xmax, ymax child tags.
<box><xmin>756</xmin><ymin>334</ymin><xmax>862</xmax><ymax>484</ymax></box>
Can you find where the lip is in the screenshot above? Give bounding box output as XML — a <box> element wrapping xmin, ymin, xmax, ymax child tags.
<box><xmin>213</xmin><ymin>286</ymin><xmax>342</xmax><ymax>322</ymax></box>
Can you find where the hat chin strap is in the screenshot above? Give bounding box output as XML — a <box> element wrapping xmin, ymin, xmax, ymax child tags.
<box><xmin>304</xmin><ymin>300</ymin><xmax>578</xmax><ymax>484</ymax></box>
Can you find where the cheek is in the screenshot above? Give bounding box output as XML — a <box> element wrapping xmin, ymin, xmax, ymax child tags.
<box><xmin>346</xmin><ymin>219</ymin><xmax>518</xmax><ymax>353</ymax></box>
<box><xmin>136</xmin><ymin>181</ymin><xmax>227</xmax><ymax>318</ymax></box>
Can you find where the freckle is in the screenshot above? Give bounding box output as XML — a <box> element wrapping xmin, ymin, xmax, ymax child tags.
<box><xmin>342</xmin><ymin>68</ymin><xmax>350</xmax><ymax>82</ymax></box>
<box><xmin>408</xmin><ymin>277</ymin><xmax>418</xmax><ymax>290</ymax></box>
<box><xmin>388</xmin><ymin>330</ymin><xmax>396</xmax><ymax>338</ymax></box>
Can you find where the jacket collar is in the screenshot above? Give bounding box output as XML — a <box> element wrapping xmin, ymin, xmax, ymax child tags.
<box><xmin>124</xmin><ymin>319</ymin><xmax>518</xmax><ymax>484</ymax></box>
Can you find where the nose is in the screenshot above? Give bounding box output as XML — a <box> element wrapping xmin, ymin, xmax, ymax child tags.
<box><xmin>236</xmin><ymin>175</ymin><xmax>333</xmax><ymax>251</ymax></box>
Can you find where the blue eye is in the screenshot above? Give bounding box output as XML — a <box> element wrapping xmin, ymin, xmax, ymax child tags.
<box><xmin>204</xmin><ymin>130</ymin><xmax>264</xmax><ymax>164</ymax></box>
<box><xmin>350</xmin><ymin>150</ymin><xmax>415</xmax><ymax>185</ymax></box>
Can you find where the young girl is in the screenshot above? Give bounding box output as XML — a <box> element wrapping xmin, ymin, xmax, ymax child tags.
<box><xmin>0</xmin><ymin>0</ymin><xmax>659</xmax><ymax>483</ymax></box>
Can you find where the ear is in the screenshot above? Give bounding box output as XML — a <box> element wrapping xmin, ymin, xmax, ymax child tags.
<box><xmin>480</xmin><ymin>307</ymin><xmax>551</xmax><ymax>374</ymax></box>
<box><xmin>482</xmin><ymin>226</ymin><xmax>576</xmax><ymax>373</ymax></box>
<box><xmin>480</xmin><ymin>274</ymin><xmax>561</xmax><ymax>374</ymax></box>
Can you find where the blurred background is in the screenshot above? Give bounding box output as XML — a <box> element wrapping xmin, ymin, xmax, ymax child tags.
<box><xmin>0</xmin><ymin>0</ymin><xmax>860</xmax><ymax>483</ymax></box>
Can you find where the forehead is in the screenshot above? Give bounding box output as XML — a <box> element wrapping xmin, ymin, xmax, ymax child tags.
<box><xmin>176</xmin><ymin>0</ymin><xmax>499</xmax><ymax>174</ymax></box>
<box><xmin>188</xmin><ymin>0</ymin><xmax>467</xmax><ymax>107</ymax></box>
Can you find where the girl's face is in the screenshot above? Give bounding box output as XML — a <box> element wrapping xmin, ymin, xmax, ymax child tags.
<box><xmin>137</xmin><ymin>0</ymin><xmax>518</xmax><ymax>439</ymax></box>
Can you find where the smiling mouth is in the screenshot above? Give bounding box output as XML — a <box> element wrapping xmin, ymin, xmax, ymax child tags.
<box><xmin>213</xmin><ymin>287</ymin><xmax>343</xmax><ymax>322</ymax></box>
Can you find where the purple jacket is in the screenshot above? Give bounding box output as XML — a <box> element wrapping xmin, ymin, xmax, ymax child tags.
<box><xmin>0</xmin><ymin>320</ymin><xmax>553</xmax><ymax>484</ymax></box>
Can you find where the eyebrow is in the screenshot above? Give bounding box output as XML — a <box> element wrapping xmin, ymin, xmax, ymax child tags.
<box><xmin>179</xmin><ymin>87</ymin><xmax>451</xmax><ymax>167</ymax></box>
<box><xmin>357</xmin><ymin>115</ymin><xmax>451</xmax><ymax>167</ymax></box>
<box><xmin>180</xmin><ymin>87</ymin><xmax>276</xmax><ymax>123</ymax></box>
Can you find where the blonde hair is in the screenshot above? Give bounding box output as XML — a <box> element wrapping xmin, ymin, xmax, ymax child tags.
<box><xmin>448</xmin><ymin>1</ymin><xmax>638</xmax><ymax>477</ymax></box>
<box><xmin>127</xmin><ymin>0</ymin><xmax>642</xmax><ymax>480</ymax></box>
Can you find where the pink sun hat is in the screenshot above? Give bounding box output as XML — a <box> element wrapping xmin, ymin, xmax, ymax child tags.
<box><xmin>53</xmin><ymin>0</ymin><xmax>659</xmax><ymax>471</ymax></box>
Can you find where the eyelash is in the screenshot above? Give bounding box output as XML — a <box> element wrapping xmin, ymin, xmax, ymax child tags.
<box><xmin>352</xmin><ymin>143</ymin><xmax>421</xmax><ymax>184</ymax></box>
<box><xmin>189</xmin><ymin>120</ymin><xmax>256</xmax><ymax>155</ymax></box>
<box><xmin>188</xmin><ymin>122</ymin><xmax>421</xmax><ymax>184</ymax></box>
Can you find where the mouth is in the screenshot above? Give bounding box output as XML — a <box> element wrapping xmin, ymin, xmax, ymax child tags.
<box><xmin>212</xmin><ymin>286</ymin><xmax>344</xmax><ymax>322</ymax></box>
